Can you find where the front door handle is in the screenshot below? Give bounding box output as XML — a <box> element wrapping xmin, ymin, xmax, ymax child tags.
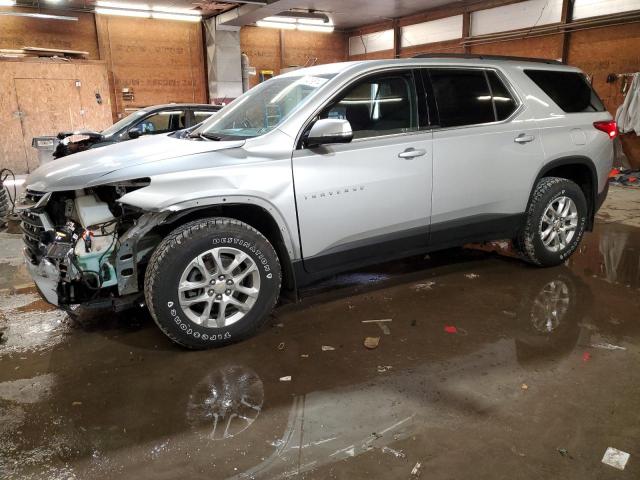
<box><xmin>514</xmin><ymin>133</ymin><xmax>535</xmax><ymax>144</ymax></box>
<box><xmin>398</xmin><ymin>148</ymin><xmax>426</xmax><ymax>159</ymax></box>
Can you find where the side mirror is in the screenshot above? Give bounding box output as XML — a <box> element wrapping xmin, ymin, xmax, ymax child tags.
<box><xmin>305</xmin><ymin>118</ymin><xmax>353</xmax><ymax>148</ymax></box>
<box><xmin>128</xmin><ymin>127</ymin><xmax>142</xmax><ymax>139</ymax></box>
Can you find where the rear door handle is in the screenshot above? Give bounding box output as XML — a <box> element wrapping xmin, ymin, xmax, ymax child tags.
<box><xmin>514</xmin><ymin>134</ymin><xmax>535</xmax><ymax>144</ymax></box>
<box><xmin>398</xmin><ymin>148</ymin><xmax>426</xmax><ymax>159</ymax></box>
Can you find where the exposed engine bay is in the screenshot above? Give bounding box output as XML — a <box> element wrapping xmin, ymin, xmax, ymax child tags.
<box><xmin>19</xmin><ymin>181</ymin><xmax>158</xmax><ymax>310</ymax></box>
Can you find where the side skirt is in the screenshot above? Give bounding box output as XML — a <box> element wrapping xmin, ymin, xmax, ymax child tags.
<box><xmin>292</xmin><ymin>213</ymin><xmax>525</xmax><ymax>288</ymax></box>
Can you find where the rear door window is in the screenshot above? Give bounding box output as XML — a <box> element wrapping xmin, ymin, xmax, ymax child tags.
<box><xmin>524</xmin><ymin>70</ymin><xmax>605</xmax><ymax>113</ymax></box>
<box><xmin>428</xmin><ymin>69</ymin><xmax>495</xmax><ymax>127</ymax></box>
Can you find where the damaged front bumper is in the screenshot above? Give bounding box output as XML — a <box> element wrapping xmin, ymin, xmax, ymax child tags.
<box><xmin>24</xmin><ymin>254</ymin><xmax>61</xmax><ymax>306</ymax></box>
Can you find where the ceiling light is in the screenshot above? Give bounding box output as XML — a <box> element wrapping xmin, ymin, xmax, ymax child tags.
<box><xmin>297</xmin><ymin>23</ymin><xmax>334</xmax><ymax>32</ymax></box>
<box><xmin>152</xmin><ymin>5</ymin><xmax>200</xmax><ymax>15</ymax></box>
<box><xmin>0</xmin><ymin>10</ymin><xmax>78</xmax><ymax>20</ymax></box>
<box><xmin>96</xmin><ymin>1</ymin><xmax>149</xmax><ymax>9</ymax></box>
<box><xmin>263</xmin><ymin>15</ymin><xmax>295</xmax><ymax>23</ymax></box>
<box><xmin>256</xmin><ymin>20</ymin><xmax>296</xmax><ymax>30</ymax></box>
<box><xmin>257</xmin><ymin>12</ymin><xmax>334</xmax><ymax>33</ymax></box>
<box><xmin>0</xmin><ymin>0</ymin><xmax>16</xmax><ymax>5</ymax></box>
<box><xmin>152</xmin><ymin>11</ymin><xmax>200</xmax><ymax>21</ymax></box>
<box><xmin>95</xmin><ymin>7</ymin><xmax>150</xmax><ymax>17</ymax></box>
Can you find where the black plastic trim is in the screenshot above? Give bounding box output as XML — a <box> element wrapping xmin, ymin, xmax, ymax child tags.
<box><xmin>293</xmin><ymin>213</ymin><xmax>524</xmax><ymax>288</ymax></box>
<box><xmin>531</xmin><ymin>156</ymin><xmax>598</xmax><ymax>229</ymax></box>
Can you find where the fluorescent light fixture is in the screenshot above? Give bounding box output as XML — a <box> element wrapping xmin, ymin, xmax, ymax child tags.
<box><xmin>152</xmin><ymin>11</ymin><xmax>200</xmax><ymax>21</ymax></box>
<box><xmin>95</xmin><ymin>7</ymin><xmax>150</xmax><ymax>17</ymax></box>
<box><xmin>0</xmin><ymin>10</ymin><xmax>78</xmax><ymax>20</ymax></box>
<box><xmin>297</xmin><ymin>23</ymin><xmax>334</xmax><ymax>32</ymax></box>
<box><xmin>256</xmin><ymin>20</ymin><xmax>296</xmax><ymax>29</ymax></box>
<box><xmin>96</xmin><ymin>1</ymin><xmax>150</xmax><ymax>9</ymax></box>
<box><xmin>263</xmin><ymin>15</ymin><xmax>296</xmax><ymax>23</ymax></box>
<box><xmin>152</xmin><ymin>5</ymin><xmax>200</xmax><ymax>15</ymax></box>
<box><xmin>0</xmin><ymin>0</ymin><xmax>16</xmax><ymax>5</ymax></box>
<box><xmin>257</xmin><ymin>14</ymin><xmax>334</xmax><ymax>32</ymax></box>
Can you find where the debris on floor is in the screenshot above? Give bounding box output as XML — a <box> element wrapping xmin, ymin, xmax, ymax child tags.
<box><xmin>557</xmin><ymin>448</ymin><xmax>573</xmax><ymax>459</ymax></box>
<box><xmin>277</xmin><ymin>342</ymin><xmax>285</xmax><ymax>350</ymax></box>
<box><xmin>364</xmin><ymin>336</ymin><xmax>380</xmax><ymax>349</ymax></box>
<box><xmin>381</xmin><ymin>446</ymin><xmax>405</xmax><ymax>458</ymax></box>
<box><xmin>465</xmin><ymin>273</ymin><xmax>480</xmax><ymax>279</ymax></box>
<box><xmin>377</xmin><ymin>365</ymin><xmax>393</xmax><ymax>373</ymax></box>
<box><xmin>609</xmin><ymin>168</ymin><xmax>640</xmax><ymax>187</ymax></box>
<box><xmin>300</xmin><ymin>354</ymin><xmax>309</xmax><ymax>358</ymax></box>
<box><xmin>410</xmin><ymin>461</ymin><xmax>422</xmax><ymax>476</ymax></box>
<box><xmin>363</xmin><ymin>318</ymin><xmax>392</xmax><ymax>335</ymax></box>
<box><xmin>521</xmin><ymin>383</ymin><xmax>528</xmax><ymax>391</ymax></box>
<box><xmin>591</xmin><ymin>342</ymin><xmax>626</xmax><ymax>351</ymax></box>
<box><xmin>582</xmin><ymin>352</ymin><xmax>591</xmax><ymax>362</ymax></box>
<box><xmin>279</xmin><ymin>376</ymin><xmax>291</xmax><ymax>382</ymax></box>
<box><xmin>444</xmin><ymin>325</ymin><xmax>457</xmax><ymax>334</ymax></box>
<box><xmin>601</xmin><ymin>447</ymin><xmax>630</xmax><ymax>470</ymax></box>
<box><xmin>321</xmin><ymin>345</ymin><xmax>335</xmax><ymax>351</ymax></box>
<box><xmin>412</xmin><ymin>281</ymin><xmax>435</xmax><ymax>291</ymax></box>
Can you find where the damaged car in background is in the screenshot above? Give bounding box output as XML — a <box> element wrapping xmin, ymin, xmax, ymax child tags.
<box><xmin>52</xmin><ymin>103</ymin><xmax>221</xmax><ymax>159</ymax></box>
<box><xmin>18</xmin><ymin>56</ymin><xmax>614</xmax><ymax>349</ymax></box>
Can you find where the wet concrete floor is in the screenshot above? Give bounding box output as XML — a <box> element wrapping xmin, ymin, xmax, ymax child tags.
<box><xmin>1</xmin><ymin>193</ymin><xmax>640</xmax><ymax>479</ymax></box>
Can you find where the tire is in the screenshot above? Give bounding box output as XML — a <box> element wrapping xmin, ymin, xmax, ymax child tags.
<box><xmin>517</xmin><ymin>177</ymin><xmax>588</xmax><ymax>267</ymax></box>
<box><xmin>145</xmin><ymin>217</ymin><xmax>281</xmax><ymax>349</ymax></box>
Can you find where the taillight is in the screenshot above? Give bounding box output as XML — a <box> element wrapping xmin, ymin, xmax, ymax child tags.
<box><xmin>593</xmin><ymin>121</ymin><xmax>618</xmax><ymax>139</ymax></box>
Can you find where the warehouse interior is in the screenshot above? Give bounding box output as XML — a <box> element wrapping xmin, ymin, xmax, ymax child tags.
<box><xmin>1</xmin><ymin>0</ymin><xmax>639</xmax><ymax>478</ymax></box>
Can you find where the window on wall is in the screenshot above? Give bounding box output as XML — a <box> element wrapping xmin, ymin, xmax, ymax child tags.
<box><xmin>321</xmin><ymin>72</ymin><xmax>417</xmax><ymax>139</ymax></box>
<box><xmin>429</xmin><ymin>69</ymin><xmax>495</xmax><ymax>127</ymax></box>
<box><xmin>524</xmin><ymin>70</ymin><xmax>605</xmax><ymax>113</ymax></box>
<box><xmin>486</xmin><ymin>71</ymin><xmax>517</xmax><ymax>120</ymax></box>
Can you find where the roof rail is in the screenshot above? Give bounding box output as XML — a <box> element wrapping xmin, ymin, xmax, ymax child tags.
<box><xmin>411</xmin><ymin>53</ymin><xmax>563</xmax><ymax>65</ymax></box>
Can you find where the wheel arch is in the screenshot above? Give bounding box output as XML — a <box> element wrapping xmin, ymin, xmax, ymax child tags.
<box><xmin>530</xmin><ymin>156</ymin><xmax>598</xmax><ymax>230</ymax></box>
<box><xmin>156</xmin><ymin>202</ymin><xmax>298</xmax><ymax>300</ymax></box>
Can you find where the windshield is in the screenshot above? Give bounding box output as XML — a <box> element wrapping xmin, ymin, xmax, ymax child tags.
<box><xmin>195</xmin><ymin>74</ymin><xmax>335</xmax><ymax>140</ymax></box>
<box><xmin>101</xmin><ymin>109</ymin><xmax>149</xmax><ymax>137</ymax></box>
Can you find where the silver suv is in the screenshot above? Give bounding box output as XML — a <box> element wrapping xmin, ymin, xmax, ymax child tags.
<box><xmin>19</xmin><ymin>55</ymin><xmax>615</xmax><ymax>349</ymax></box>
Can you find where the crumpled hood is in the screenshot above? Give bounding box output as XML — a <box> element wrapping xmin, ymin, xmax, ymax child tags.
<box><xmin>26</xmin><ymin>134</ymin><xmax>245</xmax><ymax>192</ymax></box>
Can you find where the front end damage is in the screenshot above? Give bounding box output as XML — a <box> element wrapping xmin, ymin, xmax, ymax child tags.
<box><xmin>18</xmin><ymin>183</ymin><xmax>166</xmax><ymax>312</ymax></box>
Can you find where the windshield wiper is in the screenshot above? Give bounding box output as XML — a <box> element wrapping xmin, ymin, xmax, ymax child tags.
<box><xmin>191</xmin><ymin>132</ymin><xmax>223</xmax><ymax>141</ymax></box>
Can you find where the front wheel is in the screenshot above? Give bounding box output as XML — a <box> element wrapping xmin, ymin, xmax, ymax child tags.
<box><xmin>145</xmin><ymin>218</ymin><xmax>281</xmax><ymax>349</ymax></box>
<box><xmin>516</xmin><ymin>177</ymin><xmax>588</xmax><ymax>267</ymax></box>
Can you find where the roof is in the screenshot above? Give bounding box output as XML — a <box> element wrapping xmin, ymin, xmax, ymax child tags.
<box><xmin>279</xmin><ymin>56</ymin><xmax>580</xmax><ymax>80</ymax></box>
<box><xmin>141</xmin><ymin>103</ymin><xmax>222</xmax><ymax>111</ymax></box>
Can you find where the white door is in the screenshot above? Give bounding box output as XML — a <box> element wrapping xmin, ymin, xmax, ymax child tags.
<box><xmin>292</xmin><ymin>70</ymin><xmax>433</xmax><ymax>273</ymax></box>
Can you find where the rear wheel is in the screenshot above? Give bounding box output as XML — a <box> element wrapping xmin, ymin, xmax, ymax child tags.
<box><xmin>517</xmin><ymin>177</ymin><xmax>588</xmax><ymax>266</ymax></box>
<box><xmin>145</xmin><ymin>217</ymin><xmax>281</xmax><ymax>349</ymax></box>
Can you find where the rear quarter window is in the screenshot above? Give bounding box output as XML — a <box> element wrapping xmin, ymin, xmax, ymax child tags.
<box><xmin>524</xmin><ymin>69</ymin><xmax>605</xmax><ymax>113</ymax></box>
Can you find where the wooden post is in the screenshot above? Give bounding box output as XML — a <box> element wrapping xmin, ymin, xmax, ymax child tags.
<box><xmin>462</xmin><ymin>11</ymin><xmax>471</xmax><ymax>54</ymax></box>
<box><xmin>561</xmin><ymin>0</ymin><xmax>574</xmax><ymax>63</ymax></box>
<box><xmin>393</xmin><ymin>18</ymin><xmax>401</xmax><ymax>58</ymax></box>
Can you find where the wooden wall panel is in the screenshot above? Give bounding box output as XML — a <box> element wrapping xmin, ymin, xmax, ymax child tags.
<box><xmin>568</xmin><ymin>24</ymin><xmax>640</xmax><ymax>168</ymax></box>
<box><xmin>240</xmin><ymin>26</ymin><xmax>347</xmax><ymax>88</ymax></box>
<box><xmin>95</xmin><ymin>16</ymin><xmax>207</xmax><ymax>118</ymax></box>
<box><xmin>0</xmin><ymin>7</ymin><xmax>99</xmax><ymax>59</ymax></box>
<box><xmin>0</xmin><ymin>59</ymin><xmax>113</xmax><ymax>174</ymax></box>
<box><xmin>469</xmin><ymin>34</ymin><xmax>563</xmax><ymax>59</ymax></box>
<box><xmin>400</xmin><ymin>39</ymin><xmax>465</xmax><ymax>58</ymax></box>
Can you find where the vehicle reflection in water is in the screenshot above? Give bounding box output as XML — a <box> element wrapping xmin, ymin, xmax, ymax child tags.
<box><xmin>186</xmin><ymin>365</ymin><xmax>264</xmax><ymax>440</ymax></box>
